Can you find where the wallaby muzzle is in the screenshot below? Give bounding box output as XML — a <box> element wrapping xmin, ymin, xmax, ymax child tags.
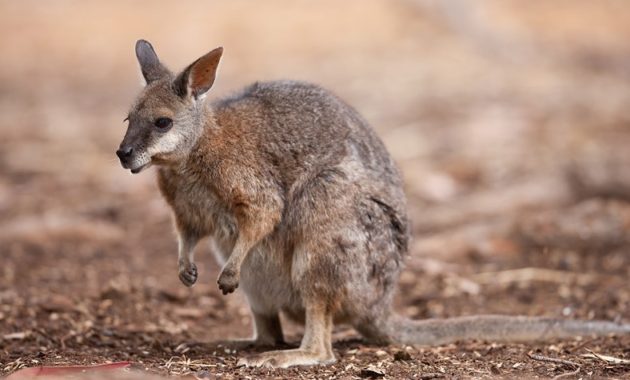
<box><xmin>117</xmin><ymin>121</ymin><xmax>152</xmax><ymax>173</ymax></box>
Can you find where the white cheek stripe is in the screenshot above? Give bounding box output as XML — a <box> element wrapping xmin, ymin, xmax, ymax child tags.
<box><xmin>146</xmin><ymin>129</ymin><xmax>185</xmax><ymax>157</ymax></box>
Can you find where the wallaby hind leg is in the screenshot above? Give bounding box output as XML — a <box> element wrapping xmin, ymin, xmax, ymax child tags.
<box><xmin>220</xmin><ymin>311</ymin><xmax>285</xmax><ymax>349</ymax></box>
<box><xmin>251</xmin><ymin>311</ymin><xmax>285</xmax><ymax>346</ymax></box>
<box><xmin>241</xmin><ymin>311</ymin><xmax>285</xmax><ymax>347</ymax></box>
<box><xmin>237</xmin><ymin>302</ymin><xmax>335</xmax><ymax>368</ymax></box>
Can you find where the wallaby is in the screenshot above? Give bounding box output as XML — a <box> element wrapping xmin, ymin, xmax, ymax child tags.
<box><xmin>117</xmin><ymin>40</ymin><xmax>630</xmax><ymax>368</ymax></box>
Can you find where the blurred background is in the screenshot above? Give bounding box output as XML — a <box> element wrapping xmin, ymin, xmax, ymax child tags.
<box><xmin>1</xmin><ymin>0</ymin><xmax>629</xmax><ymax>377</ymax></box>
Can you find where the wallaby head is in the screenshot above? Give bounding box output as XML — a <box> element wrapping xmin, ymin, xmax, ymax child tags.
<box><xmin>117</xmin><ymin>40</ymin><xmax>223</xmax><ymax>173</ymax></box>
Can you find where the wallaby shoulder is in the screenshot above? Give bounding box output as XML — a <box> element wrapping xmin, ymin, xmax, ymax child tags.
<box><xmin>208</xmin><ymin>80</ymin><xmax>402</xmax><ymax>191</ymax></box>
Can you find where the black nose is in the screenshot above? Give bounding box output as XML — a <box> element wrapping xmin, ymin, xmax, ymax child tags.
<box><xmin>116</xmin><ymin>146</ymin><xmax>133</xmax><ymax>160</ymax></box>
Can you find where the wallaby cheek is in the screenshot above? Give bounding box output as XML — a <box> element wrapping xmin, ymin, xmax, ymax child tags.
<box><xmin>147</xmin><ymin>131</ymin><xmax>184</xmax><ymax>159</ymax></box>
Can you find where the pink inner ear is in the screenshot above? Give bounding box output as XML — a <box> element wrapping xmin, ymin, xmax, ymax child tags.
<box><xmin>190</xmin><ymin>47</ymin><xmax>223</xmax><ymax>97</ymax></box>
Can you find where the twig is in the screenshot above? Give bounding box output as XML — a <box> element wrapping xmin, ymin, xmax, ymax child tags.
<box><xmin>474</xmin><ymin>268</ymin><xmax>598</xmax><ymax>286</ymax></box>
<box><xmin>527</xmin><ymin>353</ymin><xmax>580</xmax><ymax>368</ymax></box>
<box><xmin>571</xmin><ymin>337</ymin><xmax>596</xmax><ymax>353</ymax></box>
<box><xmin>527</xmin><ymin>353</ymin><xmax>581</xmax><ymax>380</ymax></box>
<box><xmin>419</xmin><ymin>373</ymin><xmax>445</xmax><ymax>380</ymax></box>
<box><xmin>552</xmin><ymin>366</ymin><xmax>580</xmax><ymax>380</ymax></box>
<box><xmin>583</xmin><ymin>349</ymin><xmax>630</xmax><ymax>365</ymax></box>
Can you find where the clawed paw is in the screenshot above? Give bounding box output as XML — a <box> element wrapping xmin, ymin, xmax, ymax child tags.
<box><xmin>178</xmin><ymin>262</ymin><xmax>198</xmax><ymax>287</ymax></box>
<box><xmin>217</xmin><ymin>268</ymin><xmax>239</xmax><ymax>295</ymax></box>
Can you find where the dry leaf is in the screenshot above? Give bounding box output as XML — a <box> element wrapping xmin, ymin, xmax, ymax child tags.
<box><xmin>360</xmin><ymin>365</ymin><xmax>385</xmax><ymax>378</ymax></box>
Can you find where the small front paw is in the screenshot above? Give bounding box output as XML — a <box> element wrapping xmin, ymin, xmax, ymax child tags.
<box><xmin>217</xmin><ymin>268</ymin><xmax>239</xmax><ymax>295</ymax></box>
<box><xmin>178</xmin><ymin>262</ymin><xmax>198</xmax><ymax>287</ymax></box>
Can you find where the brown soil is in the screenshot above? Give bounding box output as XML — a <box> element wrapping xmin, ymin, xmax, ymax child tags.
<box><xmin>1</xmin><ymin>1</ymin><xmax>630</xmax><ymax>379</ymax></box>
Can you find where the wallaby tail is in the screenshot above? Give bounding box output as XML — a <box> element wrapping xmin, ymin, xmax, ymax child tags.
<box><xmin>384</xmin><ymin>314</ymin><xmax>630</xmax><ymax>346</ymax></box>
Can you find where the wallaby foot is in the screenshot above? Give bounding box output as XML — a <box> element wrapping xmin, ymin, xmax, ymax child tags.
<box><xmin>178</xmin><ymin>261</ymin><xmax>198</xmax><ymax>287</ymax></box>
<box><xmin>238</xmin><ymin>302</ymin><xmax>334</xmax><ymax>368</ymax></box>
<box><xmin>237</xmin><ymin>348</ymin><xmax>335</xmax><ymax>368</ymax></box>
<box><xmin>217</xmin><ymin>266</ymin><xmax>239</xmax><ymax>294</ymax></box>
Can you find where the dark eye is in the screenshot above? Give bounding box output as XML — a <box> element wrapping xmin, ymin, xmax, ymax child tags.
<box><xmin>154</xmin><ymin>117</ymin><xmax>173</xmax><ymax>130</ymax></box>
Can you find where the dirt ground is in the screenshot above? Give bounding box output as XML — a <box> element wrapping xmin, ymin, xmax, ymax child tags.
<box><xmin>1</xmin><ymin>1</ymin><xmax>630</xmax><ymax>379</ymax></box>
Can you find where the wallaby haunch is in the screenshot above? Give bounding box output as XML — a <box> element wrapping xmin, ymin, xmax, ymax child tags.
<box><xmin>117</xmin><ymin>40</ymin><xmax>630</xmax><ymax>368</ymax></box>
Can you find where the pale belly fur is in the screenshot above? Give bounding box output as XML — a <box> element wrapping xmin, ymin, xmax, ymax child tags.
<box><xmin>209</xmin><ymin>236</ymin><xmax>307</xmax><ymax>322</ymax></box>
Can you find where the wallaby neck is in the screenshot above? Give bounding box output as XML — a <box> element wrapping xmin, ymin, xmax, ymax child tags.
<box><xmin>175</xmin><ymin>105</ymin><xmax>219</xmax><ymax>174</ymax></box>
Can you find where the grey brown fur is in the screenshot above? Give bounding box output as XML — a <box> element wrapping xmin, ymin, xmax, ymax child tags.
<box><xmin>117</xmin><ymin>40</ymin><xmax>630</xmax><ymax>368</ymax></box>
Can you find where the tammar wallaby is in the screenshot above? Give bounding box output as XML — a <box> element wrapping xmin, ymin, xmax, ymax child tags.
<box><xmin>117</xmin><ymin>40</ymin><xmax>630</xmax><ymax>368</ymax></box>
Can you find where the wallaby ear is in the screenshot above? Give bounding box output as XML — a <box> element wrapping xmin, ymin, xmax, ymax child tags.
<box><xmin>174</xmin><ymin>47</ymin><xmax>223</xmax><ymax>99</ymax></box>
<box><xmin>135</xmin><ymin>39</ymin><xmax>169</xmax><ymax>84</ymax></box>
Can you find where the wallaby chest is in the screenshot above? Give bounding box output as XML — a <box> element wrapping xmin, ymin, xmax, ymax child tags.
<box><xmin>157</xmin><ymin>167</ymin><xmax>237</xmax><ymax>240</ymax></box>
<box><xmin>158</xmin><ymin>166</ymin><xmax>300</xmax><ymax>314</ymax></box>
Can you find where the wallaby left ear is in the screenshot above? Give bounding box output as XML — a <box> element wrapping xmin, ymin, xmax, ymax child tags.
<box><xmin>174</xmin><ymin>47</ymin><xmax>223</xmax><ymax>99</ymax></box>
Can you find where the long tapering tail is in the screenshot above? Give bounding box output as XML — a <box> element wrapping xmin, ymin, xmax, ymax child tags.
<box><xmin>384</xmin><ymin>315</ymin><xmax>630</xmax><ymax>346</ymax></box>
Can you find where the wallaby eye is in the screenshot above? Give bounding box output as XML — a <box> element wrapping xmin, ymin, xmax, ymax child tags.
<box><xmin>154</xmin><ymin>117</ymin><xmax>173</xmax><ymax>130</ymax></box>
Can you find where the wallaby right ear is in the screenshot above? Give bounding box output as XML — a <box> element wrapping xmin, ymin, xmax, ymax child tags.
<box><xmin>135</xmin><ymin>39</ymin><xmax>169</xmax><ymax>84</ymax></box>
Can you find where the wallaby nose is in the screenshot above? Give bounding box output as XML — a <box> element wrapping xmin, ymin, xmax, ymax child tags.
<box><xmin>116</xmin><ymin>146</ymin><xmax>133</xmax><ymax>160</ymax></box>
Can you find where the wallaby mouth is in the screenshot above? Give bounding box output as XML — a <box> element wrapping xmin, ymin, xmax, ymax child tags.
<box><xmin>130</xmin><ymin>162</ymin><xmax>151</xmax><ymax>174</ymax></box>
<box><xmin>116</xmin><ymin>146</ymin><xmax>151</xmax><ymax>174</ymax></box>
